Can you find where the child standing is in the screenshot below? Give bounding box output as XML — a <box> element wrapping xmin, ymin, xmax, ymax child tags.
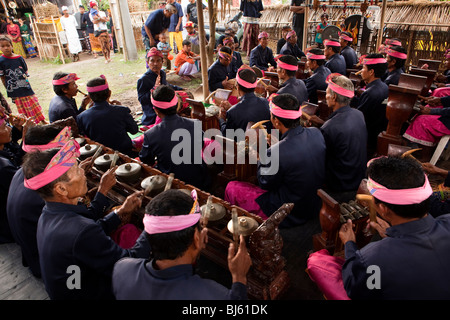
<box><xmin>0</xmin><ymin>36</ymin><xmax>46</xmax><ymax>124</ymax></box>
<box><xmin>184</xmin><ymin>21</ymin><xmax>200</xmax><ymax>54</ymax></box>
<box><xmin>157</xmin><ymin>33</ymin><xmax>172</xmax><ymax>70</ymax></box>
<box><xmin>315</xmin><ymin>13</ymin><xmax>328</xmax><ymax>49</ymax></box>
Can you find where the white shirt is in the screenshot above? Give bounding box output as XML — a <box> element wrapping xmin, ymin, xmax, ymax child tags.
<box><xmin>90</xmin><ymin>10</ymin><xmax>108</xmax><ymax>32</ymax></box>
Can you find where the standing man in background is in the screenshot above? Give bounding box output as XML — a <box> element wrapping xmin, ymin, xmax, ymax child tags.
<box><xmin>240</xmin><ymin>0</ymin><xmax>264</xmax><ymax>57</ymax></box>
<box><xmin>290</xmin><ymin>0</ymin><xmax>305</xmax><ymax>51</ymax></box>
<box><xmin>74</xmin><ymin>5</ymin><xmax>90</xmax><ymax>53</ymax></box>
<box><xmin>167</xmin><ymin>0</ymin><xmax>183</xmax><ymax>55</ymax></box>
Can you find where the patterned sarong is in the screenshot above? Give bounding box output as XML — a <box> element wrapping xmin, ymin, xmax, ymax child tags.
<box><xmin>242</xmin><ymin>23</ymin><xmax>260</xmax><ymax>56</ymax></box>
<box><xmin>14</xmin><ymin>95</ymin><xmax>45</xmax><ymax>124</ymax></box>
<box><xmin>89</xmin><ymin>33</ymin><xmax>102</xmax><ymax>54</ymax></box>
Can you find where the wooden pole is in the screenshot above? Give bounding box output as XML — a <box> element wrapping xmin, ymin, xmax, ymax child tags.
<box><xmin>32</xmin><ymin>18</ymin><xmax>44</xmax><ymax>61</ymax></box>
<box><xmin>303</xmin><ymin>0</ymin><xmax>309</xmax><ymax>50</ymax></box>
<box><xmin>197</xmin><ymin>0</ymin><xmax>209</xmax><ymax>100</ymax></box>
<box><xmin>376</xmin><ymin>0</ymin><xmax>388</xmax><ymax>50</ymax></box>
<box><xmin>51</xmin><ymin>17</ymin><xmax>66</xmax><ymax>64</ymax></box>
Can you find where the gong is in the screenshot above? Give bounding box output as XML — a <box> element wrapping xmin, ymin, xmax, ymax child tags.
<box><xmin>227</xmin><ymin>216</ymin><xmax>259</xmax><ymax>236</ymax></box>
<box><xmin>343</xmin><ymin>14</ymin><xmax>372</xmax><ymax>45</ymax></box>
<box><xmin>321</xmin><ymin>25</ymin><xmax>341</xmax><ymax>42</ymax></box>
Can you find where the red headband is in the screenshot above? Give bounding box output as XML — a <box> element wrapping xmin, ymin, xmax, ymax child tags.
<box><xmin>387</xmin><ymin>48</ymin><xmax>407</xmax><ymax>60</ymax></box>
<box><xmin>258</xmin><ymin>31</ymin><xmax>268</xmax><ymax>39</ymax></box>
<box><xmin>326</xmin><ymin>73</ymin><xmax>354</xmax><ymax>98</ymax></box>
<box><xmin>151</xmin><ymin>94</ymin><xmax>178</xmax><ymax>109</ymax></box>
<box><xmin>52</xmin><ymin>73</ymin><xmax>80</xmax><ymax>85</ymax></box>
<box><xmin>269</xmin><ymin>94</ymin><xmax>302</xmax><ymax>119</ymax></box>
<box><xmin>286</xmin><ymin>30</ymin><xmax>296</xmax><ymax>40</ymax></box>
<box><xmin>147</xmin><ymin>47</ymin><xmax>163</xmax><ymax>59</ymax></box>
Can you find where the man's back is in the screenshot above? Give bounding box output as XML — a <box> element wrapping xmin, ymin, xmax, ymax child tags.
<box><xmin>112</xmin><ymin>258</ymin><xmax>247</xmax><ymax>300</ymax></box>
<box><xmin>76</xmin><ymin>101</ymin><xmax>138</xmax><ymax>156</ymax></box>
<box><xmin>320</xmin><ymin>106</ymin><xmax>367</xmax><ymax>192</ymax></box>
<box><xmin>139</xmin><ymin>114</ymin><xmax>209</xmax><ymax>189</ymax></box>
<box><xmin>221</xmin><ymin>92</ymin><xmax>270</xmax><ymax>136</ymax></box>
<box><xmin>256</xmin><ymin>125</ymin><xmax>326</xmax><ymax>227</ymax></box>
<box><xmin>343</xmin><ymin>214</ymin><xmax>450</xmax><ymax>299</ymax></box>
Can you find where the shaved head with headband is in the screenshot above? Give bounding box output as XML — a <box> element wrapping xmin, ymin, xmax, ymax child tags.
<box><xmin>367</xmin><ymin>156</ymin><xmax>432</xmax><ymax>219</ymax></box>
<box><xmin>269</xmin><ymin>93</ymin><xmax>302</xmax><ymax>130</ymax></box>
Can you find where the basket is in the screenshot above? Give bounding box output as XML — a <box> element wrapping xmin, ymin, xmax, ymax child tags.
<box><xmin>33</xmin><ymin>1</ymin><xmax>60</xmax><ymax>20</ymax></box>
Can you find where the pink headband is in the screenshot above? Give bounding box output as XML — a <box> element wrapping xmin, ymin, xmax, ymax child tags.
<box><xmin>378</xmin><ymin>45</ymin><xmax>387</xmax><ymax>54</ymax></box>
<box><xmin>52</xmin><ymin>73</ymin><xmax>80</xmax><ymax>85</ymax></box>
<box><xmin>223</xmin><ymin>37</ymin><xmax>234</xmax><ymax>45</ymax></box>
<box><xmin>387</xmin><ymin>48</ymin><xmax>407</xmax><ymax>60</ymax></box>
<box><xmin>86</xmin><ymin>75</ymin><xmax>109</xmax><ymax>93</ymax></box>
<box><xmin>22</xmin><ymin>126</ymin><xmax>72</xmax><ymax>153</ymax></box>
<box><xmin>326</xmin><ymin>73</ymin><xmax>355</xmax><ymax>98</ymax></box>
<box><xmin>367</xmin><ymin>175</ymin><xmax>432</xmax><ymax>205</ymax></box>
<box><xmin>151</xmin><ymin>93</ymin><xmax>178</xmax><ymax>109</ymax></box>
<box><xmin>236</xmin><ymin>70</ymin><xmax>257</xmax><ymax>89</ymax></box>
<box><xmin>385</xmin><ymin>39</ymin><xmax>402</xmax><ymax>46</ymax></box>
<box><xmin>143</xmin><ymin>189</ymin><xmax>201</xmax><ymax>234</ymax></box>
<box><xmin>339</xmin><ymin>34</ymin><xmax>353</xmax><ymax>42</ymax></box>
<box><xmin>269</xmin><ymin>94</ymin><xmax>302</xmax><ymax>119</ymax></box>
<box><xmin>363</xmin><ymin>57</ymin><xmax>387</xmax><ymax>65</ymax></box>
<box><xmin>24</xmin><ymin>139</ymin><xmax>80</xmax><ymax>190</ymax></box>
<box><xmin>258</xmin><ymin>31</ymin><xmax>268</xmax><ymax>39</ymax></box>
<box><xmin>147</xmin><ymin>47</ymin><xmax>163</xmax><ymax>59</ymax></box>
<box><xmin>306</xmin><ymin>52</ymin><xmax>326</xmax><ymax>60</ymax></box>
<box><xmin>218</xmin><ymin>51</ymin><xmax>231</xmax><ymax>60</ymax></box>
<box><xmin>0</xmin><ymin>116</ymin><xmax>6</xmax><ymax>126</ymax></box>
<box><xmin>286</xmin><ymin>30</ymin><xmax>296</xmax><ymax>39</ymax></box>
<box><xmin>276</xmin><ymin>56</ymin><xmax>298</xmax><ymax>71</ymax></box>
<box><xmin>324</xmin><ymin>39</ymin><xmax>340</xmax><ymax>47</ymax></box>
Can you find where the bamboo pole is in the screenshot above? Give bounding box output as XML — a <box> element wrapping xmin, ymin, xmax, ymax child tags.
<box><xmin>51</xmin><ymin>17</ymin><xmax>65</xmax><ymax>64</ymax></box>
<box><xmin>197</xmin><ymin>0</ymin><xmax>209</xmax><ymax>100</ymax></box>
<box><xmin>303</xmin><ymin>0</ymin><xmax>309</xmax><ymax>51</ymax></box>
<box><xmin>32</xmin><ymin>18</ymin><xmax>44</xmax><ymax>61</ymax></box>
<box><xmin>376</xmin><ymin>0</ymin><xmax>388</xmax><ymax>50</ymax></box>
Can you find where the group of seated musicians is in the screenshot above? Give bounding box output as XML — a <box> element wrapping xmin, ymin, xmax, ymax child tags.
<box><xmin>1</xmin><ymin>27</ymin><xmax>450</xmax><ymax>300</ymax></box>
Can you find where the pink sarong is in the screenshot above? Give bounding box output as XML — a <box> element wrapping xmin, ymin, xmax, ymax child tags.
<box><xmin>306</xmin><ymin>249</ymin><xmax>350</xmax><ymax>300</ymax></box>
<box><xmin>224</xmin><ymin>180</ymin><xmax>268</xmax><ymax>220</ymax></box>
<box><xmin>403</xmin><ymin>87</ymin><xmax>450</xmax><ymax>146</ymax></box>
<box><xmin>110</xmin><ymin>224</ymin><xmax>142</xmax><ymax>249</ymax></box>
<box><xmin>403</xmin><ymin>114</ymin><xmax>450</xmax><ymax>146</ymax></box>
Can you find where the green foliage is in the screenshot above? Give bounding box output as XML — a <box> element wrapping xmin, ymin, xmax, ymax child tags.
<box><xmin>80</xmin><ymin>0</ymin><xmax>110</xmax><ymax>11</ymax></box>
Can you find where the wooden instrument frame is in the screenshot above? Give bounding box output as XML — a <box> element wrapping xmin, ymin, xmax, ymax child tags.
<box><xmin>53</xmin><ymin>115</ymin><xmax>292</xmax><ymax>300</ymax></box>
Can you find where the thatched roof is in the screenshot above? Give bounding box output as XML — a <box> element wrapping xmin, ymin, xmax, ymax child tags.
<box><xmin>219</xmin><ymin>1</ymin><xmax>449</xmax><ymax>33</ymax></box>
<box><xmin>383</xmin><ymin>0</ymin><xmax>450</xmax><ymax>32</ymax></box>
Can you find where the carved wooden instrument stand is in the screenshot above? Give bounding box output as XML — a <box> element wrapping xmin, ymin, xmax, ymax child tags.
<box><xmin>376</xmin><ymin>84</ymin><xmax>421</xmax><ymax>156</ymax></box>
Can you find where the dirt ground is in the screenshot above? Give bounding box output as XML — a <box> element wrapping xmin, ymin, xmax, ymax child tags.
<box><xmin>0</xmin><ymin>50</ymin><xmax>208</xmax><ymax>120</ymax></box>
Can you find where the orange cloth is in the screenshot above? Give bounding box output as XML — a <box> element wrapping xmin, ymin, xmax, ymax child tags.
<box><xmin>174</xmin><ymin>49</ymin><xmax>198</xmax><ymax>74</ymax></box>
